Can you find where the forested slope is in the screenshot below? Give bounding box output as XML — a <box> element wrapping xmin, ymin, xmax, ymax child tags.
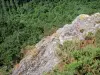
<box><xmin>0</xmin><ymin>0</ymin><xmax>100</xmax><ymax>75</ymax></box>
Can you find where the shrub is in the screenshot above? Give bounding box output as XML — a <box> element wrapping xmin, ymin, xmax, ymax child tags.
<box><xmin>47</xmin><ymin>43</ymin><xmax>100</xmax><ymax>75</ymax></box>
<box><xmin>57</xmin><ymin>40</ymin><xmax>80</xmax><ymax>62</ymax></box>
<box><xmin>95</xmin><ymin>29</ymin><xmax>100</xmax><ymax>47</ymax></box>
<box><xmin>85</xmin><ymin>32</ymin><xmax>94</xmax><ymax>40</ymax></box>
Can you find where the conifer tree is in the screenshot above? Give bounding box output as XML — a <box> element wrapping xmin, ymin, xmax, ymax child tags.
<box><xmin>6</xmin><ymin>0</ymin><xmax>12</xmax><ymax>15</ymax></box>
<box><xmin>1</xmin><ymin>0</ymin><xmax>7</xmax><ymax>15</ymax></box>
<box><xmin>12</xmin><ymin>0</ymin><xmax>17</xmax><ymax>10</ymax></box>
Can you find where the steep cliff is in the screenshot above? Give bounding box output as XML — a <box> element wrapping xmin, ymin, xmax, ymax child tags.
<box><xmin>12</xmin><ymin>13</ymin><xmax>100</xmax><ymax>75</ymax></box>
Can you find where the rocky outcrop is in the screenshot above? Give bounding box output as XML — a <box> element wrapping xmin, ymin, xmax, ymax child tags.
<box><xmin>12</xmin><ymin>13</ymin><xmax>100</xmax><ymax>75</ymax></box>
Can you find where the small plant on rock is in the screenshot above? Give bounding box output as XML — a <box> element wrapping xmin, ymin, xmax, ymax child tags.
<box><xmin>85</xmin><ymin>32</ymin><xmax>94</xmax><ymax>40</ymax></box>
<box><xmin>80</xmin><ymin>29</ymin><xmax>84</xmax><ymax>33</ymax></box>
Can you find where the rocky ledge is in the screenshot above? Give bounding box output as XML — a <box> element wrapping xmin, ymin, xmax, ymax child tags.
<box><xmin>12</xmin><ymin>13</ymin><xmax>100</xmax><ymax>75</ymax></box>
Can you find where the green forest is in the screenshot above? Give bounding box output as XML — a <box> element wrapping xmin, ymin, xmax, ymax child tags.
<box><xmin>0</xmin><ymin>0</ymin><xmax>100</xmax><ymax>75</ymax></box>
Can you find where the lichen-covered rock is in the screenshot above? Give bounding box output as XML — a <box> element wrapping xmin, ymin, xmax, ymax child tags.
<box><xmin>12</xmin><ymin>13</ymin><xmax>100</xmax><ymax>75</ymax></box>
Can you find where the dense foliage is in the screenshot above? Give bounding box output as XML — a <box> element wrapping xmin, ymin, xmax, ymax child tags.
<box><xmin>0</xmin><ymin>0</ymin><xmax>100</xmax><ymax>74</ymax></box>
<box><xmin>47</xmin><ymin>46</ymin><xmax>100</xmax><ymax>75</ymax></box>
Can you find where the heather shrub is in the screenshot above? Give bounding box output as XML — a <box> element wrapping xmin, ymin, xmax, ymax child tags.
<box><xmin>46</xmin><ymin>43</ymin><xmax>100</xmax><ymax>75</ymax></box>
<box><xmin>95</xmin><ymin>29</ymin><xmax>100</xmax><ymax>47</ymax></box>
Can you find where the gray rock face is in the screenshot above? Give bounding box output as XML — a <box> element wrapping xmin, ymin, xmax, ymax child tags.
<box><xmin>12</xmin><ymin>13</ymin><xmax>100</xmax><ymax>75</ymax></box>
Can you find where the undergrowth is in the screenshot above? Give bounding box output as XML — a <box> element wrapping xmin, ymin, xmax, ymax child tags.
<box><xmin>45</xmin><ymin>29</ymin><xmax>100</xmax><ymax>75</ymax></box>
